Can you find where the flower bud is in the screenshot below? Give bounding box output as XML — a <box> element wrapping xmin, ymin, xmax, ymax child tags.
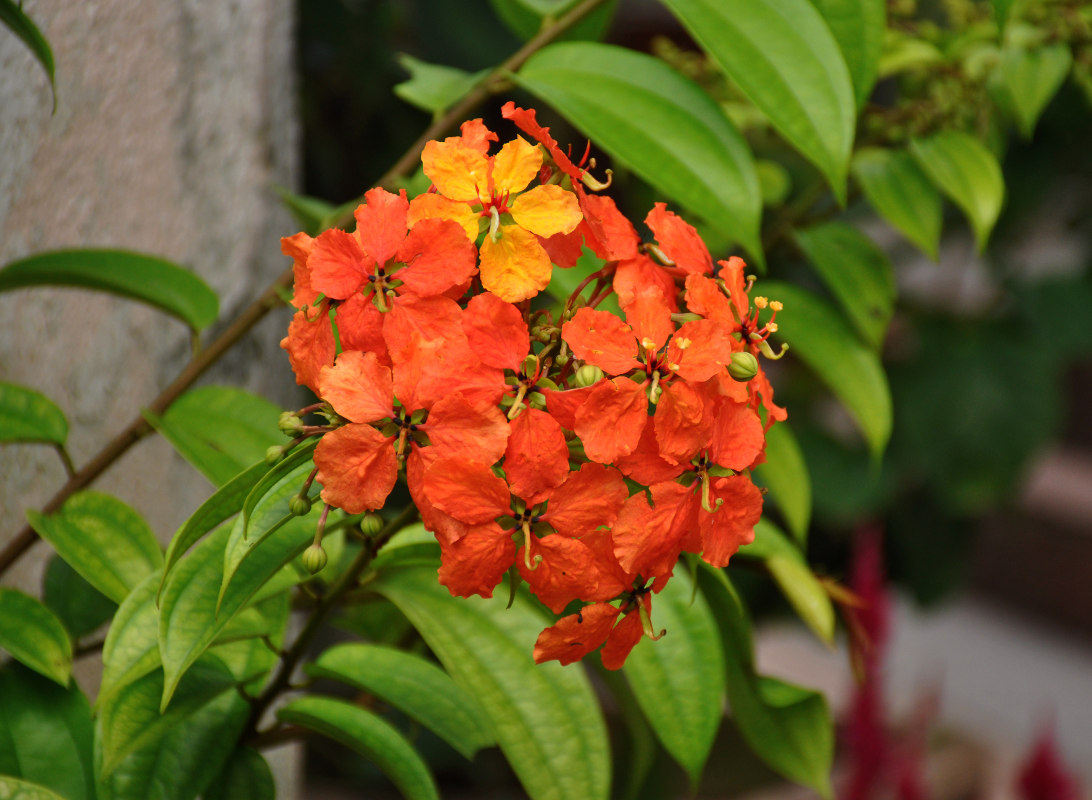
<box><xmin>521</xmin><ymin>354</ymin><xmax>539</xmax><ymax>376</ymax></box>
<box><xmin>574</xmin><ymin>364</ymin><xmax>604</xmax><ymax>388</ymax></box>
<box><xmin>301</xmin><ymin>543</ymin><xmax>327</xmax><ymax>574</ymax></box>
<box><xmin>278</xmin><ymin>411</ymin><xmax>304</xmax><ymax>436</ymax></box>
<box><xmin>359</xmin><ymin>513</ymin><xmax>384</xmax><ymax>536</ymax></box>
<box><xmin>727</xmin><ymin>352</ymin><xmax>759</xmax><ymax>382</ymax></box>
<box><xmin>289</xmin><ymin>494</ymin><xmax>312</xmax><ymax>516</ymax></box>
<box><xmin>265</xmin><ymin>445</ymin><xmax>284</xmax><ymax>465</ymax></box>
<box><xmin>554</xmin><ymin>352</ymin><xmax>569</xmax><ymax>367</ymax></box>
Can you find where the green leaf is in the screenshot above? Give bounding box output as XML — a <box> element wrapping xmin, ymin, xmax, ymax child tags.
<box><xmin>394</xmin><ymin>54</ymin><xmax>487</xmax><ymax>114</ymax></box>
<box><xmin>739</xmin><ymin>520</ymin><xmax>835</xmax><ymax>644</ymax></box>
<box><xmin>0</xmin><ymin>249</ymin><xmax>218</xmax><ymax>332</ymax></box>
<box><xmin>98</xmin><ymin>691</ymin><xmax>249</xmax><ymax>800</ymax></box>
<box><xmin>274</xmin><ymin>186</ymin><xmax>336</xmax><ymax>235</ymax></box>
<box><xmin>158</xmin><ymin>513</ymin><xmax>306</xmax><ymax>709</ymax></box>
<box><xmin>877</xmin><ymin>28</ymin><xmax>943</xmax><ymax>78</ymax></box>
<box><xmin>757</xmin><ymin>280</ymin><xmax>892</xmax><ymax>458</ymax></box>
<box><xmin>307</xmin><ymin>643</ymin><xmax>494</xmax><ymax>760</ymax></box>
<box><xmin>515</xmin><ymin>42</ymin><xmax>763</xmax><ymax>262</ymax></box>
<box><xmin>0</xmin><ymin>663</ymin><xmax>96</xmax><ymax>800</ymax></box>
<box><xmin>279</xmin><ymin>695</ymin><xmax>439</xmax><ymax>800</ymax></box>
<box><xmin>0</xmin><ymin>777</ymin><xmax>69</xmax><ymax>800</ymax></box>
<box><xmin>793</xmin><ymin>221</ymin><xmax>895</xmax><ymax>350</ymax></box>
<box><xmin>696</xmin><ymin>567</ymin><xmax>833</xmax><ymax>796</ymax></box>
<box><xmin>374</xmin><ymin>566</ymin><xmax>610</xmax><ymax>800</ymax></box>
<box><xmin>0</xmin><ymin>0</ymin><xmax>55</xmax><ymax>109</ymax></box>
<box><xmin>98</xmin><ymin>571</ymin><xmax>163</xmax><ymax>712</ymax></box>
<box><xmin>852</xmin><ymin>147</ymin><xmax>942</xmax><ymax>259</ymax></box>
<box><xmin>490</xmin><ymin>0</ymin><xmax>618</xmax><ymax>43</ymax></box>
<box><xmin>42</xmin><ymin>554</ymin><xmax>116</xmax><ymax>640</ymax></box>
<box><xmin>144</xmin><ymin>386</ymin><xmax>281</xmax><ymax>487</ymax></box>
<box><xmin>0</xmin><ymin>588</ymin><xmax>72</xmax><ymax>686</ymax></box>
<box><xmin>991</xmin><ymin>0</ymin><xmax>1015</xmax><ymax>31</ymax></box>
<box><xmin>0</xmin><ymin>381</ymin><xmax>67</xmax><ymax>446</ymax></box>
<box><xmin>810</xmin><ymin>0</ymin><xmax>885</xmax><ymax>108</ymax></box>
<box><xmin>98</xmin><ymin>655</ymin><xmax>238</xmax><ymax>778</ymax></box>
<box><xmin>909</xmin><ymin>131</ymin><xmax>1005</xmax><ymax>252</ymax></box>
<box><xmin>161</xmin><ymin>460</ymin><xmax>270</xmax><ymax>594</ymax></box>
<box><xmin>991</xmin><ymin>44</ymin><xmax>1072</xmax><ymax>139</ymax></box>
<box><xmin>26</xmin><ymin>492</ymin><xmax>163</xmax><ymax>605</ymax></box>
<box><xmin>660</xmin><ymin>0</ymin><xmax>855</xmax><ymax>202</ymax></box>
<box><xmin>202</xmin><ymin>748</ymin><xmax>276</xmax><ymax>800</ymax></box>
<box><xmin>754</xmin><ymin>422</ymin><xmax>811</xmax><ymax>543</ymax></box>
<box><xmin>623</xmin><ymin>569</ymin><xmax>724</xmax><ymax>787</ymax></box>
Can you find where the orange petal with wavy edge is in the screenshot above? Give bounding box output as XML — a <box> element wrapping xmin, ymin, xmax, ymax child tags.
<box><xmin>438</xmin><ymin>521</ymin><xmax>514</xmax><ymax>599</ymax></box>
<box><xmin>407</xmin><ymin>192</ymin><xmax>480</xmax><ymax>242</ymax></box>
<box><xmin>409</xmin><ymin>335</ymin><xmax>506</xmax><ymax>411</ymax></box>
<box><xmin>510</xmin><ymin>183</ymin><xmax>582</xmax><ymax>239</ymax></box>
<box><xmin>698</xmin><ymin>475</ymin><xmax>763</xmax><ymax>567</ymax></box>
<box><xmin>281</xmin><ymin>304</ymin><xmax>336</xmax><ymax>394</ymax></box>
<box><xmin>542</xmin><ymin>385</ymin><xmax>596</xmax><ymax>431</ymax></box>
<box><xmin>519</xmin><ymin>535</ymin><xmax>601</xmax><ymax>614</ymax></box>
<box><xmin>504</xmin><ymin>408</ymin><xmax>569</xmax><ymax>505</ymax></box>
<box><xmin>396</xmin><ymin>217</ymin><xmax>478</xmax><ymax>297</ymax></box>
<box><xmin>616</xmin><ymin>417</ymin><xmax>686</xmax><ymax>485</ymax></box>
<box><xmin>612</xmin><ymin>481</ymin><xmax>690</xmax><ymax>579</ymax></box>
<box><xmin>580</xmin><ymin>192</ymin><xmax>639</xmax><ymax>261</ymax></box>
<box><xmin>600</xmin><ymin>602</ymin><xmax>646</xmax><ymax>670</ymax></box>
<box><xmin>579</xmin><ymin>529</ymin><xmax>633</xmax><ymax>600</ymax></box>
<box><xmin>534</xmin><ymin>603</ymin><xmax>619</xmax><ymax>666</ymax></box>
<box><xmin>336</xmin><ymin>294</ymin><xmax>389</xmax><ymax>366</ymax></box>
<box><xmin>667</xmin><ymin>319</ymin><xmax>732</xmax><ymax>382</ymax></box>
<box><xmin>718</xmin><ymin>256</ymin><xmax>751</xmax><ymax>317</ymax></box>
<box><xmin>752</xmin><ymin>367</ymin><xmax>787</xmax><ymax>427</ymax></box>
<box><xmin>654</xmin><ymin>380</ymin><xmax>715</xmax><ymax>465</ymax></box>
<box><xmin>462</xmin><ymin>292</ymin><xmax>529</xmax><ymax>372</ymax></box>
<box><xmin>615</xmin><ymin>254</ymin><xmax>677</xmax><ymax>312</ymax></box>
<box><xmin>562</xmin><ymin>307</ymin><xmax>639</xmax><ymax>376</ymax></box>
<box><xmin>625</xmin><ymin>287</ymin><xmax>674</xmax><ymax>354</ymax></box>
<box><xmin>542</xmin><ymin>462</ymin><xmax>627</xmax><ymax>538</ymax></box>
<box><xmin>309</xmin><ymin>228</ymin><xmax>372</xmax><ymax>300</ymax></box>
<box><xmin>282</xmin><ymin>232</ymin><xmax>318</xmax><ymax>309</ymax></box>
<box><xmin>574</xmin><ymin>378</ymin><xmax>647</xmax><ymax>464</ymax></box>
<box><xmin>384</xmin><ymin>293</ymin><xmax>464</xmax><ymax>350</ymax></box>
<box><xmin>492</xmin><ymin>136</ymin><xmax>541</xmax><ymax>196</ymax></box>
<box><xmin>314</xmin><ymin>424</ymin><xmax>397</xmax><ymax>513</ymax></box>
<box><xmin>424</xmin><ymin>457</ymin><xmax>511</xmax><ymax>524</ymax></box>
<box><xmin>710</xmin><ymin>398</ymin><xmax>766</xmax><ymax>471</ymax></box>
<box><xmin>538</xmin><ymin>227</ymin><xmax>585</xmax><ymax>269</ymax></box>
<box><xmin>318</xmin><ymin>350</ymin><xmax>394</xmax><ymax>424</ymax></box>
<box><xmin>479</xmin><ymin>225</ymin><xmax>552</xmax><ymax>303</ymax></box>
<box><xmin>646</xmin><ymin>202</ymin><xmax>712</xmax><ymax>275</ymax></box>
<box><xmin>422</xmin><ymin>138</ymin><xmax>490</xmax><ymax>202</ymax></box>
<box><xmin>407</xmin><ymin>448</ymin><xmax>467</xmax><ymax>545</ymax></box>
<box><xmin>455</xmin><ymin>118</ymin><xmax>498</xmax><ymax>154</ymax></box>
<box><xmin>684</xmin><ymin>273</ymin><xmax>734</xmax><ymax>325</ymax></box>
<box><xmin>424</xmin><ymin>393</ymin><xmax>509</xmax><ymax>465</ymax></box>
<box><xmin>354</xmin><ymin>188</ymin><xmax>408</xmax><ymax>268</ymax></box>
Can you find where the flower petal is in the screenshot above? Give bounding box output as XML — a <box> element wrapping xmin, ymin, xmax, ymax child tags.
<box><xmin>492</xmin><ymin>136</ymin><xmax>542</xmax><ymax>196</ymax></box>
<box><xmin>309</xmin><ymin>228</ymin><xmax>372</xmax><ymax>300</ymax></box>
<box><xmin>422</xmin><ymin>138</ymin><xmax>490</xmax><ymax>202</ymax></box>
<box><xmin>612</xmin><ymin>481</ymin><xmax>690</xmax><ymax>579</ymax></box>
<box><xmin>519</xmin><ymin>535</ymin><xmax>601</xmax><ymax>614</ymax></box>
<box><xmin>505</xmin><ymin>408</ymin><xmax>570</xmax><ymax>505</ymax></box>
<box><xmin>666</xmin><ymin>319</ymin><xmax>733</xmax><ymax>382</ymax></box>
<box><xmin>654</xmin><ymin>379</ymin><xmax>714</xmax><ymax>465</ymax></box>
<box><xmin>479</xmin><ymin>225</ymin><xmax>552</xmax><ymax>303</ymax></box>
<box><xmin>562</xmin><ymin>307</ymin><xmax>639</xmax><ymax>376</ymax></box>
<box><xmin>574</xmin><ymin>377</ymin><xmax>647</xmax><ymax>464</ymax></box>
<box><xmin>698</xmin><ymin>475</ymin><xmax>763</xmax><ymax>567</ymax></box>
<box><xmin>510</xmin><ymin>184</ymin><xmax>582</xmax><ymax>238</ymax></box>
<box><xmin>543</xmin><ymin>463</ymin><xmax>627</xmax><ymax>538</ymax></box>
<box><xmin>396</xmin><ymin>217</ymin><xmax>478</xmax><ymax>296</ymax></box>
<box><xmin>462</xmin><ymin>292</ymin><xmax>529</xmax><ymax>372</ymax></box>
<box><xmin>408</xmin><ymin>192</ymin><xmax>480</xmax><ymax>242</ymax></box>
<box><xmin>314</xmin><ymin>424</ymin><xmax>398</xmax><ymax>513</ymax></box>
<box><xmin>281</xmin><ymin>304</ymin><xmax>336</xmax><ymax>394</ymax></box>
<box><xmin>425</xmin><ymin>393</ymin><xmax>510</xmax><ymax>465</ymax></box>
<box><xmin>424</xmin><ymin>457</ymin><xmax>511</xmax><ymax>524</ymax></box>
<box><xmin>533</xmin><ymin>603</ymin><xmax>619</xmax><ymax>666</ymax></box>
<box><xmin>438</xmin><ymin>522</ymin><xmax>515</xmax><ymax>599</ymax></box>
<box><xmin>282</xmin><ymin>232</ymin><xmax>319</xmax><ymax>309</ymax></box>
<box><xmin>646</xmin><ymin>202</ymin><xmax>712</xmax><ymax>275</ymax></box>
<box><xmin>709</xmin><ymin>398</ymin><xmax>766</xmax><ymax>471</ymax></box>
<box><xmin>354</xmin><ymin>188</ymin><xmax>408</xmax><ymax>268</ymax></box>
<box><xmin>318</xmin><ymin>350</ymin><xmax>394</xmax><ymax>423</ymax></box>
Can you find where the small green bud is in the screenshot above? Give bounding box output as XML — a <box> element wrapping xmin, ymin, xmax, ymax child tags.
<box><xmin>521</xmin><ymin>354</ymin><xmax>539</xmax><ymax>376</ymax></box>
<box><xmin>289</xmin><ymin>495</ymin><xmax>312</xmax><ymax>516</ymax></box>
<box><xmin>574</xmin><ymin>364</ymin><xmax>604</xmax><ymax>388</ymax></box>
<box><xmin>301</xmin><ymin>543</ymin><xmax>328</xmax><ymax>574</ymax></box>
<box><xmin>278</xmin><ymin>411</ymin><xmax>304</xmax><ymax>436</ymax></box>
<box><xmin>727</xmin><ymin>351</ymin><xmax>759</xmax><ymax>382</ymax></box>
<box><xmin>265</xmin><ymin>445</ymin><xmax>284</xmax><ymax>465</ymax></box>
<box><xmin>554</xmin><ymin>352</ymin><xmax>570</xmax><ymax>367</ymax></box>
<box><xmin>359</xmin><ymin>513</ymin><xmax>384</xmax><ymax>537</ymax></box>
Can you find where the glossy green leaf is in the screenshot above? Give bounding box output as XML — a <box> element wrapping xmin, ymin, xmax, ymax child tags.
<box><xmin>158</xmin><ymin>513</ymin><xmax>306</xmax><ymax>709</ymax></box>
<box><xmin>242</xmin><ymin>438</ymin><xmax>317</xmax><ymax>535</ymax></box>
<box><xmin>274</xmin><ymin>185</ymin><xmax>336</xmax><ymax>236</ymax></box>
<box><xmin>43</xmin><ymin>555</ymin><xmax>116</xmax><ymax>640</ymax></box>
<box><xmin>852</xmin><ymin>147</ymin><xmax>942</xmax><ymax>259</ymax></box>
<box><xmin>202</xmin><ymin>748</ymin><xmax>276</xmax><ymax>800</ymax></box>
<box><xmin>374</xmin><ymin>566</ymin><xmax>610</xmax><ymax>800</ymax></box>
<box><xmin>308</xmin><ymin>643</ymin><xmax>494</xmax><ymax>760</ymax></box>
<box><xmin>0</xmin><ymin>0</ymin><xmax>55</xmax><ymax>109</ymax></box>
<box><xmin>623</xmin><ymin>569</ymin><xmax>724</xmax><ymax>787</ymax></box>
<box><xmin>0</xmin><ymin>777</ymin><xmax>69</xmax><ymax>800</ymax></box>
<box><xmin>794</xmin><ymin>221</ymin><xmax>895</xmax><ymax>350</ymax></box>
<box><xmin>660</xmin><ymin>0</ymin><xmax>854</xmax><ymax>202</ymax></box>
<box><xmin>992</xmin><ymin>44</ymin><xmax>1072</xmax><ymax>139</ymax></box>
<box><xmin>0</xmin><ymin>663</ymin><xmax>95</xmax><ymax>800</ymax></box>
<box><xmin>696</xmin><ymin>567</ymin><xmax>833</xmax><ymax>796</ymax></box>
<box><xmin>515</xmin><ymin>42</ymin><xmax>762</xmax><ymax>261</ymax></box>
<box><xmin>909</xmin><ymin>131</ymin><xmax>1005</xmax><ymax>252</ymax></box>
<box><xmin>0</xmin><ymin>588</ymin><xmax>71</xmax><ymax>686</ymax></box>
<box><xmin>0</xmin><ymin>381</ymin><xmax>67</xmax><ymax>445</ymax></box>
<box><xmin>739</xmin><ymin>520</ymin><xmax>834</xmax><ymax>644</ymax></box>
<box><xmin>754</xmin><ymin>422</ymin><xmax>811</xmax><ymax>543</ymax></box>
<box><xmin>757</xmin><ymin>280</ymin><xmax>892</xmax><ymax>458</ymax></box>
<box><xmin>0</xmin><ymin>249</ymin><xmax>217</xmax><ymax>331</ymax></box>
<box><xmin>98</xmin><ymin>571</ymin><xmax>163</xmax><ymax>712</ymax></box>
<box><xmin>279</xmin><ymin>695</ymin><xmax>438</xmax><ymax>800</ymax></box>
<box><xmin>596</xmin><ymin>670</ymin><xmax>657</xmax><ymax>800</ymax></box>
<box><xmin>26</xmin><ymin>491</ymin><xmax>163</xmax><ymax>605</ymax></box>
<box><xmin>490</xmin><ymin>0</ymin><xmax>618</xmax><ymax>43</ymax></box>
<box><xmin>394</xmin><ymin>55</ymin><xmax>486</xmax><ymax>114</ymax></box>
<box><xmin>161</xmin><ymin>460</ymin><xmax>269</xmax><ymax>595</ymax></box>
<box><xmin>144</xmin><ymin>386</ymin><xmax>281</xmax><ymax>487</ymax></box>
<box><xmin>810</xmin><ymin>0</ymin><xmax>885</xmax><ymax>108</ymax></box>
<box><xmin>98</xmin><ymin>691</ymin><xmax>248</xmax><ymax>800</ymax></box>
<box><xmin>98</xmin><ymin>654</ymin><xmax>238</xmax><ymax>777</ymax></box>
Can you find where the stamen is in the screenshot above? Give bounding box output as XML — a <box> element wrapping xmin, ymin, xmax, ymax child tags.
<box><xmin>637</xmin><ymin>599</ymin><xmax>665</xmax><ymax>641</ymax></box>
<box><xmin>522</xmin><ymin>521</ymin><xmax>542</xmax><ymax>570</ymax></box>
<box><xmin>489</xmin><ymin>206</ymin><xmax>502</xmax><ymax>241</ymax></box>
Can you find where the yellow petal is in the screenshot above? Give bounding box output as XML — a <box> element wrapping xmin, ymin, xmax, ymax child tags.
<box><xmin>422</xmin><ymin>139</ymin><xmax>490</xmax><ymax>202</ymax></box>
<box><xmin>479</xmin><ymin>225</ymin><xmax>552</xmax><ymax>303</ymax></box>
<box><xmin>408</xmin><ymin>193</ymin><xmax>480</xmax><ymax>242</ymax></box>
<box><xmin>492</xmin><ymin>136</ymin><xmax>541</xmax><ymax>196</ymax></box>
<box><xmin>510</xmin><ymin>184</ymin><xmax>582</xmax><ymax>238</ymax></box>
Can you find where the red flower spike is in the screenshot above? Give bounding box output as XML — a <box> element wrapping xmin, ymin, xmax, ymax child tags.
<box><xmin>281</xmin><ymin>232</ymin><xmax>319</xmax><ymax>309</ymax></box>
<box><xmin>504</xmin><ymin>409</ymin><xmax>570</xmax><ymax>505</ymax></box>
<box><xmin>425</xmin><ymin>458</ymin><xmax>512</xmax><ymax>526</ymax></box>
<box><xmin>518</xmin><ymin>535</ymin><xmax>601</xmax><ymax>614</ymax></box>
<box><xmin>645</xmin><ymin>203</ymin><xmax>713</xmax><ymax>275</ymax></box>
<box><xmin>541</xmin><ymin>462</ymin><xmax>627</xmax><ymax>538</ymax></box>
<box><xmin>318</xmin><ymin>351</ymin><xmax>395</xmax><ymax>424</ymax></box>
<box><xmin>574</xmin><ymin>377</ymin><xmax>647</xmax><ymax>464</ymax></box>
<box><xmin>437</xmin><ymin>522</ymin><xmax>515</xmax><ymax>599</ymax></box>
<box><xmin>563</xmin><ymin>307</ymin><xmax>642</xmax><ymax>376</ymax></box>
<box><xmin>314</xmin><ymin>424</ymin><xmax>399</xmax><ymax>514</ymax></box>
<box><xmin>462</xmin><ymin>293</ymin><xmax>530</xmax><ymax>372</ymax></box>
<box><xmin>281</xmin><ymin>304</ymin><xmax>336</xmax><ymax>394</ymax></box>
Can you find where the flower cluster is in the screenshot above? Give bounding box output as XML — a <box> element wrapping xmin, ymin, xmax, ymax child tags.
<box><xmin>279</xmin><ymin>103</ymin><xmax>786</xmax><ymax>669</ymax></box>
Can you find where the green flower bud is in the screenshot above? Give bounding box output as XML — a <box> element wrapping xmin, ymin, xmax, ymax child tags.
<box><xmin>359</xmin><ymin>513</ymin><xmax>384</xmax><ymax>537</ymax></box>
<box><xmin>574</xmin><ymin>364</ymin><xmax>604</xmax><ymax>388</ymax></box>
<box><xmin>301</xmin><ymin>543</ymin><xmax>328</xmax><ymax>574</ymax></box>
<box><xmin>278</xmin><ymin>411</ymin><xmax>304</xmax><ymax>436</ymax></box>
<box><xmin>554</xmin><ymin>352</ymin><xmax>569</xmax><ymax>367</ymax></box>
<box><xmin>727</xmin><ymin>351</ymin><xmax>759</xmax><ymax>382</ymax></box>
<box><xmin>289</xmin><ymin>495</ymin><xmax>312</xmax><ymax>516</ymax></box>
<box><xmin>265</xmin><ymin>445</ymin><xmax>284</xmax><ymax>465</ymax></box>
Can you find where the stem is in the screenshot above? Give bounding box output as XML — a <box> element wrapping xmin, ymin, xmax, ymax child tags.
<box><xmin>243</xmin><ymin>503</ymin><xmax>419</xmax><ymax>737</ymax></box>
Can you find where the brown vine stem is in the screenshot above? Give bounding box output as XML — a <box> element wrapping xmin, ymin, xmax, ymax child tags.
<box><xmin>0</xmin><ymin>0</ymin><xmax>608</xmax><ymax>578</ymax></box>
